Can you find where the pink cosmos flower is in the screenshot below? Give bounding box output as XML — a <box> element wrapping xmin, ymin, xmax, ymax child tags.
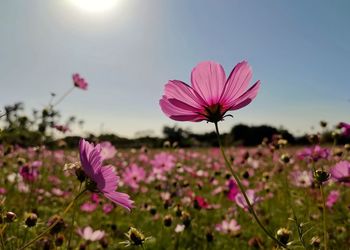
<box><xmin>290</xmin><ymin>170</ymin><xmax>313</xmax><ymax>188</ymax></box>
<box><xmin>331</xmin><ymin>161</ymin><xmax>350</xmax><ymax>183</ymax></box>
<box><xmin>339</xmin><ymin>122</ymin><xmax>350</xmax><ymax>137</ymax></box>
<box><xmin>80</xmin><ymin>202</ymin><xmax>98</xmax><ymax>213</ymax></box>
<box><xmin>19</xmin><ymin>163</ymin><xmax>40</xmax><ymax>182</ymax></box>
<box><xmin>122</xmin><ymin>164</ymin><xmax>146</xmax><ymax>190</ymax></box>
<box><xmin>215</xmin><ymin>219</ymin><xmax>241</xmax><ymax>235</ymax></box>
<box><xmin>235</xmin><ymin>189</ymin><xmax>260</xmax><ymax>211</ymax></box>
<box><xmin>227</xmin><ymin>179</ymin><xmax>239</xmax><ymax>201</ymax></box>
<box><xmin>100</xmin><ymin>141</ymin><xmax>117</xmax><ymax>160</ymax></box>
<box><xmin>72</xmin><ymin>73</ymin><xmax>88</xmax><ymax>90</ymax></box>
<box><xmin>77</xmin><ymin>226</ymin><xmax>105</xmax><ymax>241</ymax></box>
<box><xmin>79</xmin><ymin>139</ymin><xmax>133</xmax><ymax>211</ymax></box>
<box><xmin>102</xmin><ymin>203</ymin><xmax>114</xmax><ymax>214</ymax></box>
<box><xmin>159</xmin><ymin>61</ymin><xmax>260</xmax><ymax>123</ymax></box>
<box><xmin>326</xmin><ymin>190</ymin><xmax>340</xmax><ymax>208</ymax></box>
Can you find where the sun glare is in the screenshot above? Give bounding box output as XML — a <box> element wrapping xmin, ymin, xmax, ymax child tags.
<box><xmin>69</xmin><ymin>0</ymin><xmax>120</xmax><ymax>13</ymax></box>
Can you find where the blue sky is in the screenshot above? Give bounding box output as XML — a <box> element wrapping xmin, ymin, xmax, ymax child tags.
<box><xmin>1</xmin><ymin>0</ymin><xmax>349</xmax><ymax>137</ymax></box>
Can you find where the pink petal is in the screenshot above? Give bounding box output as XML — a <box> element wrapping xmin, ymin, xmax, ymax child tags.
<box><xmin>104</xmin><ymin>191</ymin><xmax>134</xmax><ymax>211</ymax></box>
<box><xmin>191</xmin><ymin>61</ymin><xmax>226</xmax><ymax>105</ymax></box>
<box><xmin>220</xmin><ymin>61</ymin><xmax>252</xmax><ymax>105</ymax></box>
<box><xmin>229</xmin><ymin>80</ymin><xmax>260</xmax><ymax>111</ymax></box>
<box><xmin>159</xmin><ymin>97</ymin><xmax>205</xmax><ymax>122</ymax></box>
<box><xmin>164</xmin><ymin>80</ymin><xmax>206</xmax><ymax>108</ymax></box>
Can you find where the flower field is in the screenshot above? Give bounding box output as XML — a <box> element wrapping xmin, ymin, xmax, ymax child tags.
<box><xmin>1</xmin><ymin>140</ymin><xmax>349</xmax><ymax>249</ymax></box>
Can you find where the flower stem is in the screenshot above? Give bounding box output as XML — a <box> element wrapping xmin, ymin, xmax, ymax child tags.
<box><xmin>214</xmin><ymin>122</ymin><xmax>288</xmax><ymax>249</ymax></box>
<box><xmin>52</xmin><ymin>86</ymin><xmax>75</xmax><ymax>107</ymax></box>
<box><xmin>19</xmin><ymin>189</ymin><xmax>87</xmax><ymax>250</ymax></box>
<box><xmin>319</xmin><ymin>184</ymin><xmax>328</xmax><ymax>250</ymax></box>
<box><xmin>67</xmin><ymin>183</ymin><xmax>82</xmax><ymax>249</ymax></box>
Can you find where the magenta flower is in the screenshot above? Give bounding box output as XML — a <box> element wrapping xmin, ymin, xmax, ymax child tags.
<box><xmin>19</xmin><ymin>163</ymin><xmax>40</xmax><ymax>182</ymax></box>
<box><xmin>227</xmin><ymin>179</ymin><xmax>239</xmax><ymax>201</ymax></box>
<box><xmin>339</xmin><ymin>122</ymin><xmax>350</xmax><ymax>137</ymax></box>
<box><xmin>79</xmin><ymin>139</ymin><xmax>133</xmax><ymax>211</ymax></box>
<box><xmin>72</xmin><ymin>73</ymin><xmax>88</xmax><ymax>90</ymax></box>
<box><xmin>159</xmin><ymin>61</ymin><xmax>260</xmax><ymax>123</ymax></box>
<box><xmin>331</xmin><ymin>161</ymin><xmax>350</xmax><ymax>183</ymax></box>
<box><xmin>326</xmin><ymin>190</ymin><xmax>340</xmax><ymax>208</ymax></box>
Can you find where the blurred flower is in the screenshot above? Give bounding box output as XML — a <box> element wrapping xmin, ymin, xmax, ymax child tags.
<box><xmin>77</xmin><ymin>226</ymin><xmax>105</xmax><ymax>242</ymax></box>
<box><xmin>297</xmin><ymin>145</ymin><xmax>330</xmax><ymax>162</ymax></box>
<box><xmin>227</xmin><ymin>179</ymin><xmax>239</xmax><ymax>201</ymax></box>
<box><xmin>159</xmin><ymin>61</ymin><xmax>260</xmax><ymax>123</ymax></box>
<box><xmin>215</xmin><ymin>219</ymin><xmax>241</xmax><ymax>235</ymax></box>
<box><xmin>100</xmin><ymin>141</ymin><xmax>117</xmax><ymax>160</ymax></box>
<box><xmin>79</xmin><ymin>139</ymin><xmax>133</xmax><ymax>211</ymax></box>
<box><xmin>331</xmin><ymin>161</ymin><xmax>350</xmax><ymax>183</ymax></box>
<box><xmin>194</xmin><ymin>196</ymin><xmax>209</xmax><ymax>209</ymax></box>
<box><xmin>175</xmin><ymin>224</ymin><xmax>185</xmax><ymax>233</ymax></box>
<box><xmin>122</xmin><ymin>164</ymin><xmax>146</xmax><ymax>190</ymax></box>
<box><xmin>339</xmin><ymin>122</ymin><xmax>350</xmax><ymax>137</ymax></box>
<box><xmin>72</xmin><ymin>73</ymin><xmax>88</xmax><ymax>90</ymax></box>
<box><xmin>326</xmin><ymin>190</ymin><xmax>340</xmax><ymax>208</ymax></box>
<box><xmin>19</xmin><ymin>163</ymin><xmax>39</xmax><ymax>182</ymax></box>
<box><xmin>235</xmin><ymin>189</ymin><xmax>260</xmax><ymax>211</ymax></box>
<box><xmin>290</xmin><ymin>170</ymin><xmax>313</xmax><ymax>188</ymax></box>
<box><xmin>151</xmin><ymin>152</ymin><xmax>175</xmax><ymax>172</ymax></box>
<box><xmin>102</xmin><ymin>203</ymin><xmax>114</xmax><ymax>214</ymax></box>
<box><xmin>80</xmin><ymin>202</ymin><xmax>98</xmax><ymax>213</ymax></box>
<box><xmin>52</xmin><ymin>124</ymin><xmax>70</xmax><ymax>133</ymax></box>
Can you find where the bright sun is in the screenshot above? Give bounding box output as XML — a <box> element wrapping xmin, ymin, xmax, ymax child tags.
<box><xmin>69</xmin><ymin>0</ymin><xmax>120</xmax><ymax>13</ymax></box>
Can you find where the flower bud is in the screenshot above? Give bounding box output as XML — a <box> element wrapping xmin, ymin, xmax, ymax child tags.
<box><xmin>47</xmin><ymin>215</ymin><xmax>65</xmax><ymax>235</ymax></box>
<box><xmin>25</xmin><ymin>212</ymin><xmax>38</xmax><ymax>227</ymax></box>
<box><xmin>181</xmin><ymin>211</ymin><xmax>191</xmax><ymax>227</ymax></box>
<box><xmin>206</xmin><ymin>231</ymin><xmax>214</xmax><ymax>242</ymax></box>
<box><xmin>280</xmin><ymin>154</ymin><xmax>290</xmax><ymax>164</ymax></box>
<box><xmin>314</xmin><ymin>169</ymin><xmax>330</xmax><ymax>183</ymax></box>
<box><xmin>126</xmin><ymin>227</ymin><xmax>145</xmax><ymax>246</ymax></box>
<box><xmin>5</xmin><ymin>211</ymin><xmax>16</xmax><ymax>223</ymax></box>
<box><xmin>163</xmin><ymin>215</ymin><xmax>173</xmax><ymax>227</ymax></box>
<box><xmin>310</xmin><ymin>236</ymin><xmax>321</xmax><ymax>247</ymax></box>
<box><xmin>55</xmin><ymin>234</ymin><xmax>64</xmax><ymax>247</ymax></box>
<box><xmin>276</xmin><ymin>228</ymin><xmax>292</xmax><ymax>245</ymax></box>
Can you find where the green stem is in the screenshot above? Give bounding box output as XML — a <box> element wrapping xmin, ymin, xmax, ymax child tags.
<box><xmin>67</xmin><ymin>183</ymin><xmax>82</xmax><ymax>249</ymax></box>
<box><xmin>19</xmin><ymin>189</ymin><xmax>87</xmax><ymax>250</ymax></box>
<box><xmin>52</xmin><ymin>86</ymin><xmax>75</xmax><ymax>107</ymax></box>
<box><xmin>214</xmin><ymin>122</ymin><xmax>288</xmax><ymax>249</ymax></box>
<box><xmin>283</xmin><ymin>170</ymin><xmax>306</xmax><ymax>249</ymax></box>
<box><xmin>319</xmin><ymin>184</ymin><xmax>328</xmax><ymax>250</ymax></box>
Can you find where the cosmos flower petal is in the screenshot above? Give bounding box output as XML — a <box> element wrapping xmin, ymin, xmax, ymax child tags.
<box><xmin>220</xmin><ymin>61</ymin><xmax>252</xmax><ymax>104</ymax></box>
<box><xmin>164</xmin><ymin>80</ymin><xmax>206</xmax><ymax>108</ymax></box>
<box><xmin>191</xmin><ymin>61</ymin><xmax>226</xmax><ymax>105</ymax></box>
<box><xmin>229</xmin><ymin>80</ymin><xmax>260</xmax><ymax>111</ymax></box>
<box><xmin>104</xmin><ymin>191</ymin><xmax>134</xmax><ymax>211</ymax></box>
<box><xmin>159</xmin><ymin>97</ymin><xmax>205</xmax><ymax>121</ymax></box>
